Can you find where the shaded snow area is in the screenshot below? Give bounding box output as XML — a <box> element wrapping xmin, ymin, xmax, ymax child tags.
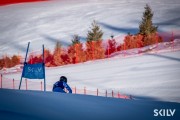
<box><xmin>0</xmin><ymin>89</ymin><xmax>180</xmax><ymax>120</ymax></box>
<box><xmin>0</xmin><ymin>0</ymin><xmax>180</xmax><ymax>56</ymax></box>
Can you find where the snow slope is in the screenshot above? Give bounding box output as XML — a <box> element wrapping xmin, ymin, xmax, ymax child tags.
<box><xmin>0</xmin><ymin>1</ymin><xmax>180</xmax><ymax>119</ymax></box>
<box><xmin>0</xmin><ymin>89</ymin><xmax>180</xmax><ymax>120</ymax></box>
<box><xmin>0</xmin><ymin>0</ymin><xmax>180</xmax><ymax>56</ymax></box>
<box><xmin>3</xmin><ymin>46</ymin><xmax>180</xmax><ymax>103</ymax></box>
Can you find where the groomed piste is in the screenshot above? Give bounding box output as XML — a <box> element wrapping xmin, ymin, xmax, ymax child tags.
<box><xmin>0</xmin><ymin>89</ymin><xmax>180</xmax><ymax>120</ymax></box>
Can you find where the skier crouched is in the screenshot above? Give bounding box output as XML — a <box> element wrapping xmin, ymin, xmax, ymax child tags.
<box><xmin>52</xmin><ymin>76</ymin><xmax>72</xmax><ymax>93</ymax></box>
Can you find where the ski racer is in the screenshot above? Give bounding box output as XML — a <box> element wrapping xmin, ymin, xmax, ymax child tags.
<box><xmin>52</xmin><ymin>76</ymin><xmax>72</xmax><ymax>93</ymax></box>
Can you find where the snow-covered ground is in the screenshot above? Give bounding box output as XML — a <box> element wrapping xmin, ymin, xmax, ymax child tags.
<box><xmin>0</xmin><ymin>0</ymin><xmax>180</xmax><ymax>102</ymax></box>
<box><xmin>2</xmin><ymin>41</ymin><xmax>180</xmax><ymax>103</ymax></box>
<box><xmin>0</xmin><ymin>89</ymin><xmax>180</xmax><ymax>120</ymax></box>
<box><xmin>0</xmin><ymin>0</ymin><xmax>180</xmax><ymax>56</ymax></box>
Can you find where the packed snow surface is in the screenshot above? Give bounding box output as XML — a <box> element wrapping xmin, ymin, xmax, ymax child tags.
<box><xmin>0</xmin><ymin>89</ymin><xmax>180</xmax><ymax>120</ymax></box>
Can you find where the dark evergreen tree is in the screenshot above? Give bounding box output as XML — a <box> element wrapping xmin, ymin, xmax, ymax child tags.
<box><xmin>86</xmin><ymin>21</ymin><xmax>105</xmax><ymax>60</ymax></box>
<box><xmin>139</xmin><ymin>4</ymin><xmax>158</xmax><ymax>35</ymax></box>
<box><xmin>71</xmin><ymin>34</ymin><xmax>80</xmax><ymax>45</ymax></box>
<box><xmin>87</xmin><ymin>20</ymin><xmax>103</xmax><ymax>41</ymax></box>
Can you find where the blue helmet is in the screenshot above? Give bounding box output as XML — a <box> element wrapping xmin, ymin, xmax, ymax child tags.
<box><xmin>60</xmin><ymin>76</ymin><xmax>67</xmax><ymax>83</ymax></box>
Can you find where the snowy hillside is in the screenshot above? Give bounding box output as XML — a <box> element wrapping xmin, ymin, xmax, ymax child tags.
<box><xmin>0</xmin><ymin>0</ymin><xmax>180</xmax><ymax>102</ymax></box>
<box><xmin>1</xmin><ymin>1</ymin><xmax>180</xmax><ymax>120</ymax></box>
<box><xmin>0</xmin><ymin>0</ymin><xmax>180</xmax><ymax>56</ymax></box>
<box><xmin>2</xmin><ymin>43</ymin><xmax>180</xmax><ymax>103</ymax></box>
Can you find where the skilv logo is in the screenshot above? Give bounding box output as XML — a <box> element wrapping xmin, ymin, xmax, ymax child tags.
<box><xmin>154</xmin><ymin>109</ymin><xmax>176</xmax><ymax>117</ymax></box>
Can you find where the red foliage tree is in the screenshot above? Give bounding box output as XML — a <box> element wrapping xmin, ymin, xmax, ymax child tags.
<box><xmin>0</xmin><ymin>58</ymin><xmax>5</xmax><ymax>70</ymax></box>
<box><xmin>28</xmin><ymin>54</ymin><xmax>42</xmax><ymax>64</ymax></box>
<box><xmin>43</xmin><ymin>49</ymin><xmax>53</xmax><ymax>67</ymax></box>
<box><xmin>117</xmin><ymin>43</ymin><xmax>122</xmax><ymax>51</ymax></box>
<box><xmin>61</xmin><ymin>53</ymin><xmax>70</xmax><ymax>65</ymax></box>
<box><xmin>105</xmin><ymin>39</ymin><xmax>117</xmax><ymax>56</ymax></box>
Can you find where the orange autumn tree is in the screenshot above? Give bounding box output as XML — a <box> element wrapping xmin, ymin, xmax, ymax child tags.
<box><xmin>4</xmin><ymin>56</ymin><xmax>12</xmax><ymax>68</ymax></box>
<box><xmin>53</xmin><ymin>41</ymin><xmax>64</xmax><ymax>66</ymax></box>
<box><xmin>123</xmin><ymin>33</ymin><xmax>144</xmax><ymax>49</ymax></box>
<box><xmin>0</xmin><ymin>58</ymin><xmax>5</xmax><ymax>70</ymax></box>
<box><xmin>143</xmin><ymin>33</ymin><xmax>162</xmax><ymax>46</ymax></box>
<box><xmin>68</xmin><ymin>35</ymin><xmax>85</xmax><ymax>64</ymax></box>
<box><xmin>11</xmin><ymin>55</ymin><xmax>21</xmax><ymax>66</ymax></box>
<box><xmin>43</xmin><ymin>49</ymin><xmax>53</xmax><ymax>67</ymax></box>
<box><xmin>85</xmin><ymin>21</ymin><xmax>105</xmax><ymax>60</ymax></box>
<box><xmin>0</xmin><ymin>54</ymin><xmax>21</xmax><ymax>69</ymax></box>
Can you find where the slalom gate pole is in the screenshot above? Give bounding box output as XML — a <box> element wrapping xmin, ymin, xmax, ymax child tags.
<box><xmin>41</xmin><ymin>81</ymin><xmax>42</xmax><ymax>91</ymax></box>
<box><xmin>105</xmin><ymin>90</ymin><xmax>107</xmax><ymax>97</ymax></box>
<box><xmin>97</xmin><ymin>88</ymin><xmax>98</xmax><ymax>96</ymax></box>
<box><xmin>75</xmin><ymin>86</ymin><xmax>76</xmax><ymax>94</ymax></box>
<box><xmin>13</xmin><ymin>79</ymin><xmax>15</xmax><ymax>89</ymax></box>
<box><xmin>112</xmin><ymin>90</ymin><xmax>114</xmax><ymax>98</ymax></box>
<box><xmin>108</xmin><ymin>44</ymin><xmax>109</xmax><ymax>58</ymax></box>
<box><xmin>118</xmin><ymin>91</ymin><xmax>120</xmax><ymax>98</ymax></box>
<box><xmin>25</xmin><ymin>79</ymin><xmax>28</xmax><ymax>90</ymax></box>
<box><xmin>84</xmin><ymin>87</ymin><xmax>86</xmax><ymax>95</ymax></box>
<box><xmin>93</xmin><ymin>41</ymin><xmax>94</xmax><ymax>60</ymax></box>
<box><xmin>0</xmin><ymin>74</ymin><xmax>2</xmax><ymax>88</ymax></box>
<box><xmin>19</xmin><ymin>42</ymin><xmax>30</xmax><ymax>90</ymax></box>
<box><xmin>43</xmin><ymin>45</ymin><xmax>46</xmax><ymax>91</ymax></box>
